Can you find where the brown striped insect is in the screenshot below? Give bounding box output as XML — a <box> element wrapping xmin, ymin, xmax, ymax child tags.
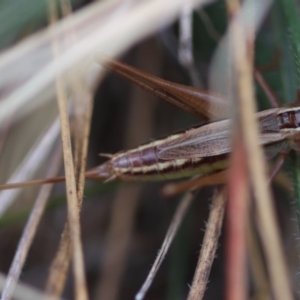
<box><xmin>0</xmin><ymin>59</ymin><xmax>299</xmax><ymax>191</ymax></box>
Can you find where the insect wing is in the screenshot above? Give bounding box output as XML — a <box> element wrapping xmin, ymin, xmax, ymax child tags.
<box><xmin>157</xmin><ymin>109</ymin><xmax>287</xmax><ymax>161</ymax></box>
<box><xmin>157</xmin><ymin>120</ymin><xmax>231</xmax><ymax>160</ymax></box>
<box><xmin>157</xmin><ymin>137</ymin><xmax>231</xmax><ymax>160</ymax></box>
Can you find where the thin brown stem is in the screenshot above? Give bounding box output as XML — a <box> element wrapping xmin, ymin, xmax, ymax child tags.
<box><xmin>48</xmin><ymin>0</ymin><xmax>88</xmax><ymax>298</ymax></box>
<box><xmin>225</xmin><ymin>1</ymin><xmax>293</xmax><ymax>299</ymax></box>
<box><xmin>226</xmin><ymin>134</ymin><xmax>248</xmax><ymax>300</ymax></box>
<box><xmin>44</xmin><ymin>0</ymin><xmax>94</xmax><ymax>296</ymax></box>
<box><xmin>268</xmin><ymin>153</ymin><xmax>287</xmax><ymax>183</ymax></box>
<box><xmin>1</xmin><ymin>148</ymin><xmax>62</xmax><ymax>300</ymax></box>
<box><xmin>254</xmin><ymin>69</ymin><xmax>281</xmax><ymax>108</ymax></box>
<box><xmin>187</xmin><ymin>188</ymin><xmax>226</xmax><ymax>300</ymax></box>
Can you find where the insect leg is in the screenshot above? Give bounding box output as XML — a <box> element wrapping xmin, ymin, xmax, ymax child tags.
<box><xmin>269</xmin><ymin>152</ymin><xmax>289</xmax><ymax>183</ymax></box>
<box><xmin>162</xmin><ymin>170</ymin><xmax>228</xmax><ymax>197</ymax></box>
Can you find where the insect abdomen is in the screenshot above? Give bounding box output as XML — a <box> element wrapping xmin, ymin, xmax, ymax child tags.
<box><xmin>96</xmin><ymin>141</ymin><xmax>228</xmax><ymax>181</ymax></box>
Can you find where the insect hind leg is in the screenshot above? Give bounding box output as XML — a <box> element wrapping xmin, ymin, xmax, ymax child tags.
<box><xmin>162</xmin><ymin>170</ymin><xmax>228</xmax><ymax>197</ymax></box>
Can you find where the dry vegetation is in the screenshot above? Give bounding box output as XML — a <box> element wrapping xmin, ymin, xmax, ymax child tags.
<box><xmin>0</xmin><ymin>0</ymin><xmax>299</xmax><ymax>299</ymax></box>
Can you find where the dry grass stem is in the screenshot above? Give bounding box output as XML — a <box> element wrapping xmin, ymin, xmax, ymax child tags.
<box><xmin>178</xmin><ymin>3</ymin><xmax>202</xmax><ymax>88</ymax></box>
<box><xmin>187</xmin><ymin>188</ymin><xmax>226</xmax><ymax>300</ymax></box>
<box><xmin>209</xmin><ymin>1</ymin><xmax>273</xmax><ymax>99</ymax></box>
<box><xmin>136</xmin><ymin>191</ymin><xmax>195</xmax><ymax>300</ymax></box>
<box><xmin>45</xmin><ymin>222</ymin><xmax>73</xmax><ymax>296</ymax></box>
<box><xmin>226</xmin><ymin>136</ymin><xmax>248</xmax><ymax>300</ymax></box>
<box><xmin>224</xmin><ymin>2</ymin><xmax>250</xmax><ymax>299</ymax></box>
<box><xmin>225</xmin><ymin>1</ymin><xmax>292</xmax><ymax>299</ymax></box>
<box><xmin>254</xmin><ymin>69</ymin><xmax>281</xmax><ymax>108</ymax></box>
<box><xmin>45</xmin><ymin>0</ymin><xmax>99</xmax><ymax>294</ymax></box>
<box><xmin>0</xmin><ymin>118</ymin><xmax>60</xmax><ymax>217</ymax></box>
<box><xmin>48</xmin><ymin>1</ymin><xmax>88</xmax><ymax>298</ymax></box>
<box><xmin>60</xmin><ymin>0</ymin><xmax>94</xmax><ymax>195</ymax></box>
<box><xmin>0</xmin><ymin>177</ymin><xmax>65</xmax><ymax>191</ymax></box>
<box><xmin>52</xmin><ymin>43</ymin><xmax>88</xmax><ymax>300</ymax></box>
<box><xmin>0</xmin><ymin>147</ymin><xmax>62</xmax><ymax>300</ymax></box>
<box><xmin>247</xmin><ymin>220</ymin><xmax>271</xmax><ymax>299</ymax></box>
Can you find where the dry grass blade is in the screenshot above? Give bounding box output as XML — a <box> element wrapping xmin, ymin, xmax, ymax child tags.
<box><xmin>226</xmin><ymin>136</ymin><xmax>248</xmax><ymax>300</ymax></box>
<box><xmin>247</xmin><ymin>220</ymin><xmax>271</xmax><ymax>299</ymax></box>
<box><xmin>0</xmin><ymin>118</ymin><xmax>60</xmax><ymax>217</ymax></box>
<box><xmin>224</xmin><ymin>1</ymin><xmax>251</xmax><ymax>298</ymax></box>
<box><xmin>178</xmin><ymin>3</ymin><xmax>202</xmax><ymax>88</ymax></box>
<box><xmin>254</xmin><ymin>69</ymin><xmax>281</xmax><ymax>108</ymax></box>
<box><xmin>60</xmin><ymin>0</ymin><xmax>94</xmax><ymax>199</ymax></box>
<box><xmin>0</xmin><ymin>147</ymin><xmax>62</xmax><ymax>300</ymax></box>
<box><xmin>43</xmin><ymin>1</ymin><xmax>95</xmax><ymax>296</ymax></box>
<box><xmin>45</xmin><ymin>222</ymin><xmax>73</xmax><ymax>296</ymax></box>
<box><xmin>225</xmin><ymin>1</ymin><xmax>292</xmax><ymax>299</ymax></box>
<box><xmin>52</xmin><ymin>47</ymin><xmax>88</xmax><ymax>300</ymax></box>
<box><xmin>136</xmin><ymin>191</ymin><xmax>195</xmax><ymax>300</ymax></box>
<box><xmin>209</xmin><ymin>0</ymin><xmax>273</xmax><ymax>97</ymax></box>
<box><xmin>0</xmin><ymin>273</ymin><xmax>60</xmax><ymax>300</ymax></box>
<box><xmin>187</xmin><ymin>188</ymin><xmax>226</xmax><ymax>300</ymax></box>
<box><xmin>48</xmin><ymin>0</ymin><xmax>88</xmax><ymax>299</ymax></box>
<box><xmin>45</xmin><ymin>2</ymin><xmax>100</xmax><ymax>295</ymax></box>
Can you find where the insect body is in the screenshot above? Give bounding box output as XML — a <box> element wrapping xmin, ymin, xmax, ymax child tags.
<box><xmin>92</xmin><ymin>106</ymin><xmax>300</xmax><ymax>182</ymax></box>
<box><xmin>96</xmin><ymin>120</ymin><xmax>231</xmax><ymax>182</ymax></box>
<box><xmin>1</xmin><ymin>61</ymin><xmax>299</xmax><ymax>191</ymax></box>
